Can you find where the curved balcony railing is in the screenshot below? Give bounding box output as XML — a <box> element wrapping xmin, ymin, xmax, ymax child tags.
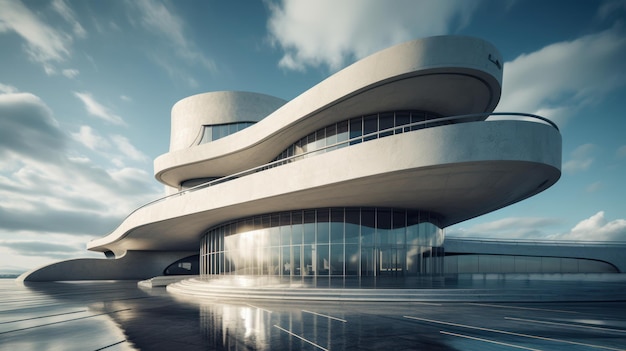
<box><xmin>90</xmin><ymin>112</ymin><xmax>558</xmax><ymax>245</ymax></box>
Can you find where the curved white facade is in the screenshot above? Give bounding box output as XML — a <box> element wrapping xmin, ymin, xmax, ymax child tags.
<box><xmin>22</xmin><ymin>36</ymin><xmax>573</xmax><ymax>282</ymax></box>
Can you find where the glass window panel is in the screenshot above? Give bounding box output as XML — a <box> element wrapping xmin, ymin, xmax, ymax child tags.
<box><xmin>393</xmin><ymin>210</ymin><xmax>406</xmax><ymax>245</ymax></box>
<box><xmin>330</xmin><ymin>244</ymin><xmax>344</xmax><ymax>276</ymax></box>
<box><xmin>379</xmin><ymin>112</ymin><xmax>394</xmax><ymax>137</ymax></box>
<box><xmin>307</xmin><ymin>133</ymin><xmax>316</xmax><ymax>153</ymax></box>
<box><xmin>317</xmin><ymin>209</ymin><xmax>329</xmax><ymax>244</ymax></box>
<box><xmin>330</xmin><ymin>208</ymin><xmax>344</xmax><ymax>244</ymax></box>
<box><xmin>292</xmin><ymin>246</ymin><xmax>302</xmax><ymax>276</ymax></box>
<box><xmin>345</xmin><ymin>208</ymin><xmax>360</xmax><ymax>244</ymax></box>
<box><xmin>211</xmin><ymin>125</ymin><xmax>220</xmax><ymax>141</ymax></box>
<box><xmin>270</xmin><ymin>247</ymin><xmax>280</xmax><ymax>275</ymax></box>
<box><xmin>282</xmin><ymin>246</ymin><xmax>291</xmax><ymax>276</ymax></box>
<box><xmin>336</xmin><ymin>121</ymin><xmax>349</xmax><ymax>144</ymax></box>
<box><xmin>317</xmin><ymin>244</ymin><xmax>329</xmax><ymax>276</ymax></box>
<box><xmin>291</xmin><ymin>211</ymin><xmax>303</xmax><ymax>245</ymax></box>
<box><xmin>229</xmin><ymin>123</ymin><xmax>238</xmax><ymax>135</ymax></box>
<box><xmin>303</xmin><ymin>244</ymin><xmax>314</xmax><ymax>276</ymax></box>
<box><xmin>315</xmin><ymin>129</ymin><xmax>326</xmax><ymax>149</ymax></box>
<box><xmin>363</xmin><ymin>115</ymin><xmax>378</xmax><ymax>141</ymax></box>
<box><xmin>345</xmin><ymin>244</ymin><xmax>359</xmax><ymax>275</ymax></box>
<box><xmin>411</xmin><ymin>112</ymin><xmax>426</xmax><ymax>131</ymax></box>
<box><xmin>349</xmin><ymin>117</ymin><xmax>362</xmax><ymax>145</ymax></box>
<box><xmin>395</xmin><ymin>112</ymin><xmax>411</xmax><ymax>134</ymax></box>
<box><xmin>304</xmin><ymin>210</ymin><xmax>316</xmax><ymax>244</ymax></box>
<box><xmin>325</xmin><ymin>125</ymin><xmax>337</xmax><ymax>147</ymax></box>
<box><xmin>377</xmin><ymin>209</ymin><xmax>391</xmax><ymax>245</ymax></box>
<box><xmin>270</xmin><ymin>226</ymin><xmax>280</xmax><ymax>246</ymax></box>
<box><xmin>361</xmin><ymin>208</ymin><xmax>375</xmax><ymax>245</ymax></box>
<box><xmin>280</xmin><ymin>224</ymin><xmax>291</xmax><ymax>246</ymax></box>
<box><xmin>200</xmin><ymin>126</ymin><xmax>212</xmax><ymax>144</ymax></box>
<box><xmin>361</xmin><ymin>247</ymin><xmax>375</xmax><ymax>276</ymax></box>
<box><xmin>300</xmin><ymin>136</ymin><xmax>308</xmax><ymax>153</ymax></box>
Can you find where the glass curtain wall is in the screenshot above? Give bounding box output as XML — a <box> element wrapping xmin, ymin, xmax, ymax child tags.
<box><xmin>199</xmin><ymin>122</ymin><xmax>256</xmax><ymax>144</ymax></box>
<box><xmin>272</xmin><ymin>111</ymin><xmax>440</xmax><ymax>163</ymax></box>
<box><xmin>200</xmin><ymin>208</ymin><xmax>444</xmax><ymax>278</ymax></box>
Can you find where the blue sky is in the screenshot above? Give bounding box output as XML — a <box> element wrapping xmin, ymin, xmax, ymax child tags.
<box><xmin>1</xmin><ymin>0</ymin><xmax>625</xmax><ymax>274</ymax></box>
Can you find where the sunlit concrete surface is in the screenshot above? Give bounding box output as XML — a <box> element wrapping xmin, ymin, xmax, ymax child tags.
<box><xmin>3</xmin><ymin>276</ymin><xmax>626</xmax><ymax>350</ymax></box>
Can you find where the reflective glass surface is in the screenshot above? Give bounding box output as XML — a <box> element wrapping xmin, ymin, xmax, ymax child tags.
<box><xmin>199</xmin><ymin>122</ymin><xmax>256</xmax><ymax>144</ymax></box>
<box><xmin>273</xmin><ymin>110</ymin><xmax>441</xmax><ymax>162</ymax></box>
<box><xmin>201</xmin><ymin>207</ymin><xmax>444</xmax><ymax>277</ymax></box>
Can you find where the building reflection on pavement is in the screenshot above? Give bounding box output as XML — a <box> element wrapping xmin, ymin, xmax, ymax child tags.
<box><xmin>5</xmin><ymin>279</ymin><xmax>626</xmax><ymax>351</ymax></box>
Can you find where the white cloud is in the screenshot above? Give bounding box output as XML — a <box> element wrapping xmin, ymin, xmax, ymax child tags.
<box><xmin>62</xmin><ymin>68</ymin><xmax>79</xmax><ymax>79</ymax></box>
<box><xmin>549</xmin><ymin>211</ymin><xmax>626</xmax><ymax>241</ymax></box>
<box><xmin>496</xmin><ymin>26</ymin><xmax>626</xmax><ymax>126</ymax></box>
<box><xmin>111</xmin><ymin>135</ymin><xmax>148</xmax><ymax>162</ymax></box>
<box><xmin>449</xmin><ymin>212</ymin><xmax>626</xmax><ymax>242</ymax></box>
<box><xmin>51</xmin><ymin>0</ymin><xmax>87</xmax><ymax>39</ymax></box>
<box><xmin>71</xmin><ymin>125</ymin><xmax>111</xmax><ymax>151</ymax></box>
<box><xmin>71</xmin><ymin>126</ymin><xmax>148</xmax><ymax>165</ymax></box>
<box><xmin>0</xmin><ymin>91</ymin><xmax>161</xmax><ymax>268</ymax></box>
<box><xmin>0</xmin><ymin>82</ymin><xmax>19</xmax><ymax>94</ymax></box>
<box><xmin>74</xmin><ymin>91</ymin><xmax>126</xmax><ymax>126</ymax></box>
<box><xmin>120</xmin><ymin>95</ymin><xmax>132</xmax><ymax>102</ymax></box>
<box><xmin>0</xmin><ymin>0</ymin><xmax>72</xmax><ymax>71</ymax></box>
<box><xmin>448</xmin><ymin>216</ymin><xmax>561</xmax><ymax>240</ymax></box>
<box><xmin>133</xmin><ymin>0</ymin><xmax>216</xmax><ymax>73</ymax></box>
<box><xmin>266</xmin><ymin>0</ymin><xmax>481</xmax><ymax>71</ymax></box>
<box><xmin>563</xmin><ymin>143</ymin><xmax>596</xmax><ymax>174</ymax></box>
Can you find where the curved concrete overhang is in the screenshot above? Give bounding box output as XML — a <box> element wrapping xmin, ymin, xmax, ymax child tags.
<box><xmin>17</xmin><ymin>251</ymin><xmax>195</xmax><ymax>282</ymax></box>
<box><xmin>154</xmin><ymin>36</ymin><xmax>503</xmax><ymax>188</ymax></box>
<box><xmin>90</xmin><ymin>120</ymin><xmax>560</xmax><ymax>255</ymax></box>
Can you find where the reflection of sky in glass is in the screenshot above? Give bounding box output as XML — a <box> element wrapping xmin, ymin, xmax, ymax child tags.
<box><xmin>206</xmin><ymin>208</ymin><xmax>445</xmax><ymax>277</ymax></box>
<box><xmin>225</xmin><ymin>229</ymin><xmax>270</xmax><ymax>274</ymax></box>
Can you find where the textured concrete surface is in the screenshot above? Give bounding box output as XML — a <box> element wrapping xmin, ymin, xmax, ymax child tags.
<box><xmin>2</xmin><ymin>276</ymin><xmax>626</xmax><ymax>350</ymax></box>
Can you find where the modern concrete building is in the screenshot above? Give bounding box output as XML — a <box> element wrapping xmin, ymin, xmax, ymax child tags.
<box><xmin>18</xmin><ymin>36</ymin><xmax>625</xmax><ymax>290</ymax></box>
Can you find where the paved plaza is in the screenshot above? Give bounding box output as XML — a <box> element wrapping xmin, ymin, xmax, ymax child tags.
<box><xmin>2</xmin><ymin>277</ymin><xmax>626</xmax><ymax>350</ymax></box>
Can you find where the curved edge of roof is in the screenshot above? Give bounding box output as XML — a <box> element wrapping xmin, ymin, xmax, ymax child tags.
<box><xmin>154</xmin><ymin>35</ymin><xmax>503</xmax><ymax>188</ymax></box>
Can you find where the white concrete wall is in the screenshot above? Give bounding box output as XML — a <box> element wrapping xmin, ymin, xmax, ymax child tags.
<box><xmin>89</xmin><ymin>119</ymin><xmax>561</xmax><ymax>254</ymax></box>
<box><xmin>169</xmin><ymin>91</ymin><xmax>286</xmax><ymax>152</ymax></box>
<box><xmin>445</xmin><ymin>238</ymin><xmax>626</xmax><ymax>273</ymax></box>
<box><xmin>17</xmin><ymin>251</ymin><xmax>195</xmax><ymax>282</ymax></box>
<box><xmin>155</xmin><ymin>36</ymin><xmax>504</xmax><ymax>187</ymax></box>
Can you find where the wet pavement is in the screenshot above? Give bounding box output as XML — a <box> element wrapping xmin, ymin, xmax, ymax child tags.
<box><xmin>2</xmin><ymin>277</ymin><xmax>626</xmax><ymax>350</ymax></box>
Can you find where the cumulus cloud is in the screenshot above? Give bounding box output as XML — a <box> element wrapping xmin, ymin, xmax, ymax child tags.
<box><xmin>266</xmin><ymin>0</ymin><xmax>481</xmax><ymax>71</ymax></box>
<box><xmin>448</xmin><ymin>217</ymin><xmax>561</xmax><ymax>240</ymax></box>
<box><xmin>71</xmin><ymin>126</ymin><xmax>148</xmax><ymax>164</ymax></box>
<box><xmin>549</xmin><ymin>211</ymin><xmax>626</xmax><ymax>241</ymax></box>
<box><xmin>496</xmin><ymin>26</ymin><xmax>626</xmax><ymax>126</ymax></box>
<box><xmin>74</xmin><ymin>92</ymin><xmax>126</xmax><ymax>126</ymax></box>
<box><xmin>449</xmin><ymin>212</ymin><xmax>626</xmax><ymax>242</ymax></box>
<box><xmin>563</xmin><ymin>143</ymin><xmax>596</xmax><ymax>174</ymax></box>
<box><xmin>0</xmin><ymin>93</ymin><xmax>65</xmax><ymax>161</ymax></box>
<box><xmin>0</xmin><ymin>90</ymin><xmax>161</xmax><ymax>266</ymax></box>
